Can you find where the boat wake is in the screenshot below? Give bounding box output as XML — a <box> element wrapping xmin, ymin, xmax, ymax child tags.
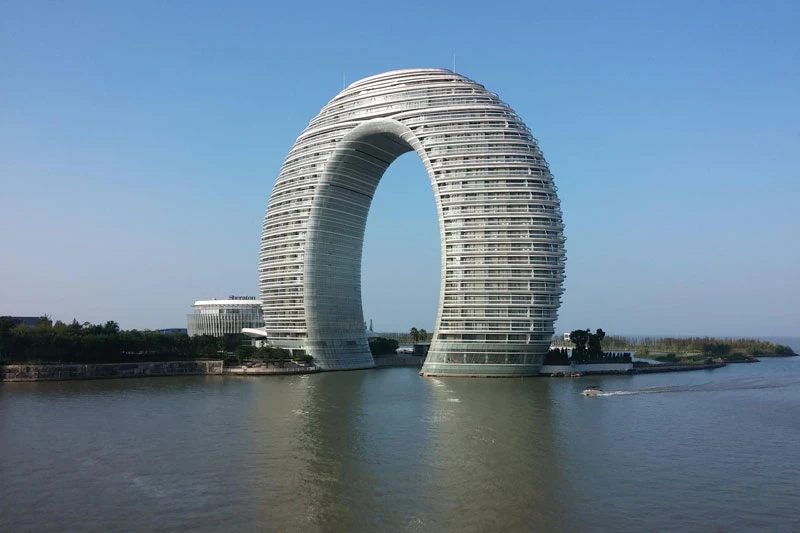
<box><xmin>594</xmin><ymin>390</ymin><xmax>658</xmax><ymax>397</ymax></box>
<box><xmin>591</xmin><ymin>377</ymin><xmax>800</xmax><ymax>397</ymax></box>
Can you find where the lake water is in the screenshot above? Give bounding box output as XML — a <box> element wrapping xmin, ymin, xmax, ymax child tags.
<box><xmin>2</xmin><ymin>350</ymin><xmax>800</xmax><ymax>531</ymax></box>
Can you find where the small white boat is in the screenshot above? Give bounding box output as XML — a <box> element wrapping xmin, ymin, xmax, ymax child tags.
<box><xmin>582</xmin><ymin>386</ymin><xmax>601</xmax><ymax>397</ymax></box>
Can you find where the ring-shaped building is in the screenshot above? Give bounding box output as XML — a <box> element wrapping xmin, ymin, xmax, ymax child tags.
<box><xmin>260</xmin><ymin>68</ymin><xmax>565</xmax><ymax>376</ymax></box>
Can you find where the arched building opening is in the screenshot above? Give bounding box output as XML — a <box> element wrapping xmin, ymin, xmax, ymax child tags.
<box><xmin>360</xmin><ymin>151</ymin><xmax>440</xmax><ymax>341</ymax></box>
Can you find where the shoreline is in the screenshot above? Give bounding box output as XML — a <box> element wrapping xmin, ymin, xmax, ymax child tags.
<box><xmin>2</xmin><ymin>357</ymin><xmax>733</xmax><ymax>382</ymax></box>
<box><xmin>541</xmin><ymin>361</ymin><xmax>727</xmax><ymax>377</ymax></box>
<box><xmin>1</xmin><ymin>360</ymin><xmax>223</xmax><ymax>382</ymax></box>
<box><xmin>0</xmin><ymin>357</ymin><xmax>422</xmax><ymax>382</ymax></box>
<box><xmin>223</xmin><ymin>364</ymin><xmax>319</xmax><ymax>375</ymax></box>
<box><xmin>633</xmin><ymin>362</ymin><xmax>727</xmax><ymax>374</ymax></box>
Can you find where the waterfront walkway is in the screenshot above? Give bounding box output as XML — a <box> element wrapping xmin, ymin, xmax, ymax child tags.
<box><xmin>222</xmin><ymin>364</ymin><xmax>319</xmax><ymax>375</ymax></box>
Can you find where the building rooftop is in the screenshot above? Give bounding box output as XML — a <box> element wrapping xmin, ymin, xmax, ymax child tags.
<box><xmin>193</xmin><ymin>299</ymin><xmax>262</xmax><ymax>307</ymax></box>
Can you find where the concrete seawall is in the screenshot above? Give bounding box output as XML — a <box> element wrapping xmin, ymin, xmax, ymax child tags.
<box><xmin>223</xmin><ymin>364</ymin><xmax>319</xmax><ymax>375</ymax></box>
<box><xmin>539</xmin><ymin>362</ymin><xmax>727</xmax><ymax>376</ymax></box>
<box><xmin>540</xmin><ymin>362</ymin><xmax>634</xmax><ymax>376</ymax></box>
<box><xmin>374</xmin><ymin>356</ymin><xmax>426</xmax><ymax>368</ymax></box>
<box><xmin>1</xmin><ymin>361</ymin><xmax>224</xmax><ymax>382</ymax></box>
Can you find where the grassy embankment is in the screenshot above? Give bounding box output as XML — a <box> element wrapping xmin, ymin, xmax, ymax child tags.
<box><xmin>599</xmin><ymin>336</ymin><xmax>795</xmax><ymax>364</ymax></box>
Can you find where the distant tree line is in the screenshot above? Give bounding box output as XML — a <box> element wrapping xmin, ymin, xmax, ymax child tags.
<box><xmin>775</xmin><ymin>345</ymin><xmax>795</xmax><ymax>356</ymax></box>
<box><xmin>599</xmin><ymin>335</ymin><xmax>793</xmax><ymax>357</ymax></box>
<box><xmin>409</xmin><ymin>327</ymin><xmax>429</xmax><ymax>344</ymax></box>
<box><xmin>0</xmin><ymin>316</ymin><xmax>309</xmax><ymax>365</ymax></box>
<box><xmin>373</xmin><ymin>328</ymin><xmax>430</xmax><ymax>345</ymax></box>
<box><xmin>369</xmin><ymin>337</ymin><xmax>399</xmax><ymax>356</ymax></box>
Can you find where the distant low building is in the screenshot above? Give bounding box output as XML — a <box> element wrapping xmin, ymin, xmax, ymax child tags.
<box><xmin>187</xmin><ymin>297</ymin><xmax>264</xmax><ymax>337</ymax></box>
<box><xmin>413</xmin><ymin>343</ymin><xmax>430</xmax><ymax>357</ymax></box>
<box><xmin>7</xmin><ymin>317</ymin><xmax>41</xmax><ymax>327</ymax></box>
<box><xmin>156</xmin><ymin>328</ymin><xmax>188</xmax><ymax>335</ymax></box>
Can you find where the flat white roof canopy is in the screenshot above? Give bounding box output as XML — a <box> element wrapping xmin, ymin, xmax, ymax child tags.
<box><xmin>193</xmin><ymin>300</ymin><xmax>263</xmax><ymax>307</ymax></box>
<box><xmin>242</xmin><ymin>328</ymin><xmax>268</xmax><ymax>338</ymax></box>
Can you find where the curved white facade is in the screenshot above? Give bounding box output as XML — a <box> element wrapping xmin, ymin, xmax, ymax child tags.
<box><xmin>187</xmin><ymin>299</ymin><xmax>264</xmax><ymax>337</ymax></box>
<box><xmin>260</xmin><ymin>69</ymin><xmax>565</xmax><ymax>376</ymax></box>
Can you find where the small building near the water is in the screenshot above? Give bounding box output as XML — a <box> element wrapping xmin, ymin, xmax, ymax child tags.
<box><xmin>413</xmin><ymin>343</ymin><xmax>430</xmax><ymax>357</ymax></box>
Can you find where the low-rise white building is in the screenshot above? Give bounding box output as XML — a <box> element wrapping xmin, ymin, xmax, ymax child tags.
<box><xmin>187</xmin><ymin>297</ymin><xmax>264</xmax><ymax>337</ymax></box>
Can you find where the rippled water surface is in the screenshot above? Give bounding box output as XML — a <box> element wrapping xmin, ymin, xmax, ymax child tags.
<box><xmin>2</xmin><ymin>356</ymin><xmax>800</xmax><ymax>532</ymax></box>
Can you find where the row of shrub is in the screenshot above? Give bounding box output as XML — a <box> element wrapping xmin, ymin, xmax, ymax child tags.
<box><xmin>654</xmin><ymin>352</ymin><xmax>755</xmax><ymax>364</ymax></box>
<box><xmin>0</xmin><ymin>316</ymin><xmax>311</xmax><ymax>365</ymax></box>
<box><xmin>230</xmin><ymin>344</ymin><xmax>312</xmax><ymax>365</ymax></box>
<box><xmin>543</xmin><ymin>347</ymin><xmax>633</xmax><ymax>365</ymax></box>
<box><xmin>369</xmin><ymin>337</ymin><xmax>399</xmax><ymax>356</ymax></box>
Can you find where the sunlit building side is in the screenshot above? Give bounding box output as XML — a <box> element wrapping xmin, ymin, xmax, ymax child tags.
<box><xmin>187</xmin><ymin>298</ymin><xmax>264</xmax><ymax>337</ymax></box>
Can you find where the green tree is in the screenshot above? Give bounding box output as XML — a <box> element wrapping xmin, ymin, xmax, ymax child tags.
<box><xmin>0</xmin><ymin>316</ymin><xmax>15</xmax><ymax>362</ymax></box>
<box><xmin>410</xmin><ymin>327</ymin><xmax>420</xmax><ymax>344</ymax></box>
<box><xmin>293</xmin><ymin>352</ymin><xmax>314</xmax><ymax>364</ymax></box>
<box><xmin>219</xmin><ymin>334</ymin><xmax>241</xmax><ymax>353</ymax></box>
<box><xmin>569</xmin><ymin>329</ymin><xmax>590</xmax><ymax>362</ymax></box>
<box><xmin>419</xmin><ymin>328</ymin><xmax>428</xmax><ymax>342</ymax></box>
<box><xmin>369</xmin><ymin>337</ymin><xmax>399</xmax><ymax>356</ymax></box>
<box><xmin>702</xmin><ymin>342</ymin><xmax>731</xmax><ymax>357</ymax></box>
<box><xmin>0</xmin><ymin>316</ymin><xmax>14</xmax><ymax>334</ymax></box>
<box><xmin>235</xmin><ymin>344</ymin><xmax>256</xmax><ymax>362</ymax></box>
<box><xmin>82</xmin><ymin>322</ymin><xmax>104</xmax><ymax>335</ymax></box>
<box><xmin>775</xmin><ymin>345</ymin><xmax>794</xmax><ymax>356</ymax></box>
<box><xmin>544</xmin><ymin>347</ymin><xmax>569</xmax><ymax>365</ymax></box>
<box><xmin>587</xmin><ymin>328</ymin><xmax>606</xmax><ymax>361</ymax></box>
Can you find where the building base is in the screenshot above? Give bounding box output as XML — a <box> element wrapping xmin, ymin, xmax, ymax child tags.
<box><xmin>419</xmin><ymin>363</ymin><xmax>542</xmax><ymax>378</ymax></box>
<box><xmin>316</xmin><ymin>361</ymin><xmax>377</xmax><ymax>372</ymax></box>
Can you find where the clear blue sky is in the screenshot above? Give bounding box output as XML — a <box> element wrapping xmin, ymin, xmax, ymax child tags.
<box><xmin>2</xmin><ymin>1</ymin><xmax>798</xmax><ymax>337</ymax></box>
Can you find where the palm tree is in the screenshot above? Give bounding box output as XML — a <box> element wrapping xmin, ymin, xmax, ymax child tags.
<box><xmin>410</xmin><ymin>327</ymin><xmax>419</xmax><ymax>344</ymax></box>
<box><xmin>419</xmin><ymin>328</ymin><xmax>428</xmax><ymax>343</ymax></box>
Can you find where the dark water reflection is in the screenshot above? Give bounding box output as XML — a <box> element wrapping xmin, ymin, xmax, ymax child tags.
<box><xmin>2</xmin><ymin>359</ymin><xmax>800</xmax><ymax>532</ymax></box>
<box><xmin>294</xmin><ymin>371</ymin><xmax>571</xmax><ymax>531</ymax></box>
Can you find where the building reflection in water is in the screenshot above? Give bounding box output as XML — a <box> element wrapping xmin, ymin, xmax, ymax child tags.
<box><xmin>291</xmin><ymin>369</ymin><xmax>440</xmax><ymax>530</ymax></box>
<box><xmin>245</xmin><ymin>368</ymin><xmax>577</xmax><ymax>531</ymax></box>
<box><xmin>420</xmin><ymin>375</ymin><xmax>575</xmax><ymax>531</ymax></box>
